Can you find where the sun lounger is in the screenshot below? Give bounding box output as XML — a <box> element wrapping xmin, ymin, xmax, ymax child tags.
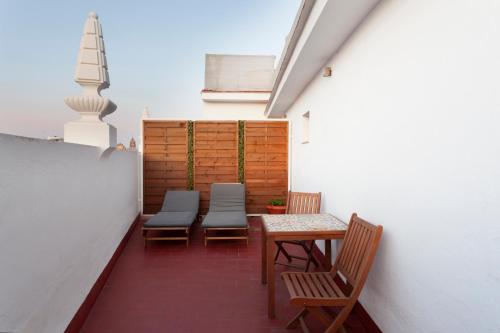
<box><xmin>142</xmin><ymin>190</ymin><xmax>199</xmax><ymax>247</ymax></box>
<box><xmin>202</xmin><ymin>183</ymin><xmax>248</xmax><ymax>246</ymax></box>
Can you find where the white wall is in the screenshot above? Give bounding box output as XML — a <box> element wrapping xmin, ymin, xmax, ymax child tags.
<box><xmin>285</xmin><ymin>0</ymin><xmax>500</xmax><ymax>332</ymax></box>
<box><xmin>0</xmin><ymin>134</ymin><xmax>139</xmax><ymax>333</ymax></box>
<box><xmin>204</xmin><ymin>54</ymin><xmax>275</xmax><ymax>91</ymax></box>
<box><xmin>202</xmin><ymin>101</ymin><xmax>268</xmax><ymax>120</ymax></box>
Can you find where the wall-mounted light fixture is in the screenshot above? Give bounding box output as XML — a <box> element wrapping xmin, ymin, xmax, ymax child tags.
<box><xmin>323</xmin><ymin>66</ymin><xmax>332</xmax><ymax>77</ymax></box>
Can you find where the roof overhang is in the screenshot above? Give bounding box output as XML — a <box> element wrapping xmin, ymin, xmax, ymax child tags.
<box><xmin>266</xmin><ymin>0</ymin><xmax>380</xmax><ymax>118</ymax></box>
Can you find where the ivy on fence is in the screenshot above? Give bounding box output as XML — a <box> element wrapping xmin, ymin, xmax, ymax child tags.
<box><xmin>187</xmin><ymin>121</ymin><xmax>194</xmax><ymax>190</ymax></box>
<box><xmin>238</xmin><ymin>120</ymin><xmax>245</xmax><ymax>183</ymax></box>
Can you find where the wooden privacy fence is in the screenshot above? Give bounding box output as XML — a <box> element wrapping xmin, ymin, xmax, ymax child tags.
<box><xmin>244</xmin><ymin>121</ymin><xmax>288</xmax><ymax>213</ymax></box>
<box><xmin>143</xmin><ymin>120</ymin><xmax>288</xmax><ymax>214</ymax></box>
<box><xmin>143</xmin><ymin>121</ymin><xmax>188</xmax><ymax>213</ymax></box>
<box><xmin>194</xmin><ymin>121</ymin><xmax>239</xmax><ymax>212</ymax></box>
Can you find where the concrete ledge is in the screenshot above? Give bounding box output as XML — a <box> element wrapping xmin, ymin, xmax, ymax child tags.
<box><xmin>201</xmin><ymin>91</ymin><xmax>271</xmax><ymax>103</ymax></box>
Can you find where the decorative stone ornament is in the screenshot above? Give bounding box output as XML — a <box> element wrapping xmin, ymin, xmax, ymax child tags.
<box><xmin>129</xmin><ymin>138</ymin><xmax>136</xmax><ymax>151</ymax></box>
<box><xmin>74</xmin><ymin>12</ymin><xmax>109</xmax><ymax>93</ymax></box>
<box><xmin>64</xmin><ymin>95</ymin><xmax>116</xmax><ymax>121</ymax></box>
<box><xmin>64</xmin><ymin>12</ymin><xmax>117</xmax><ymax>147</ymax></box>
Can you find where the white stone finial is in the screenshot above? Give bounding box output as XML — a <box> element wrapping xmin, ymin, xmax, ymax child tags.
<box><xmin>64</xmin><ymin>11</ymin><xmax>116</xmax><ymax>121</ymax></box>
<box><xmin>64</xmin><ymin>12</ymin><xmax>117</xmax><ymax>148</ymax></box>
<box><xmin>75</xmin><ymin>11</ymin><xmax>109</xmax><ymax>94</ymax></box>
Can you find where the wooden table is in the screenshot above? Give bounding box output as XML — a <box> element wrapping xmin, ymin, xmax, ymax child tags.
<box><xmin>261</xmin><ymin>213</ymin><xmax>347</xmax><ymax>318</ymax></box>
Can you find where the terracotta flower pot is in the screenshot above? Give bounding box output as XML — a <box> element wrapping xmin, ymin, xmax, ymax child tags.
<box><xmin>266</xmin><ymin>205</ymin><xmax>286</xmax><ymax>214</ymax></box>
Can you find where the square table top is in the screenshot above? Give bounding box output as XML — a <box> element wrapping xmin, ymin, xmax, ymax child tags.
<box><xmin>262</xmin><ymin>213</ymin><xmax>348</xmax><ymax>234</ymax></box>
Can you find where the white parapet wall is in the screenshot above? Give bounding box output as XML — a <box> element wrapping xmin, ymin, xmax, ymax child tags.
<box><xmin>201</xmin><ymin>99</ymin><xmax>269</xmax><ymax>120</ymax></box>
<box><xmin>0</xmin><ymin>134</ymin><xmax>139</xmax><ymax>333</ymax></box>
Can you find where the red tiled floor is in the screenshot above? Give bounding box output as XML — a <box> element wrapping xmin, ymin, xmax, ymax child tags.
<box><xmin>80</xmin><ymin>217</ymin><xmax>368</xmax><ymax>333</ymax></box>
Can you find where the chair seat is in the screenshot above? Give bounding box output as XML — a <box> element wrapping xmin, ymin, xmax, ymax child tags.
<box><xmin>143</xmin><ymin>211</ymin><xmax>197</xmax><ymax>228</ymax></box>
<box><xmin>202</xmin><ymin>211</ymin><xmax>248</xmax><ymax>228</ymax></box>
<box><xmin>282</xmin><ymin>272</ymin><xmax>349</xmax><ymax>306</ymax></box>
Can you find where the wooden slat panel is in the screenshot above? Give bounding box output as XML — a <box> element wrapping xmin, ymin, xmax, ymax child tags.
<box><xmin>244</xmin><ymin>121</ymin><xmax>288</xmax><ymax>214</ymax></box>
<box><xmin>143</xmin><ymin>120</ymin><xmax>188</xmax><ymax>214</ymax></box>
<box><xmin>144</xmin><ymin>121</ymin><xmax>186</xmax><ymax>128</ymax></box>
<box><xmin>245</xmin><ymin>122</ymin><xmax>288</xmax><ymax>128</ymax></box>
<box><xmin>194</xmin><ymin>121</ymin><xmax>238</xmax><ymax>214</ymax></box>
<box><xmin>143</xmin><ymin>120</ymin><xmax>288</xmax><ymax>215</ymax></box>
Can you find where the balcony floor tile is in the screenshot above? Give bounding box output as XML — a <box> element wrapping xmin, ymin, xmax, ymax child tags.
<box><xmin>80</xmin><ymin>217</ymin><xmax>368</xmax><ymax>333</ymax></box>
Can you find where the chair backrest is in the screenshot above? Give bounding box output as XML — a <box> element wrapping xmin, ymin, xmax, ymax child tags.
<box><xmin>161</xmin><ymin>191</ymin><xmax>200</xmax><ymax>213</ymax></box>
<box><xmin>332</xmin><ymin>213</ymin><xmax>383</xmax><ymax>297</ymax></box>
<box><xmin>209</xmin><ymin>183</ymin><xmax>246</xmax><ymax>212</ymax></box>
<box><xmin>286</xmin><ymin>191</ymin><xmax>321</xmax><ymax>214</ymax></box>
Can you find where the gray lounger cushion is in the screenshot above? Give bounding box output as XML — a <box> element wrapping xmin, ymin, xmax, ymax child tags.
<box><xmin>202</xmin><ymin>183</ymin><xmax>248</xmax><ymax>228</ymax></box>
<box><xmin>144</xmin><ymin>211</ymin><xmax>197</xmax><ymax>228</ymax></box>
<box><xmin>208</xmin><ymin>183</ymin><xmax>246</xmax><ymax>212</ymax></box>
<box><xmin>160</xmin><ymin>191</ymin><xmax>200</xmax><ymax>213</ymax></box>
<box><xmin>202</xmin><ymin>211</ymin><xmax>248</xmax><ymax>228</ymax></box>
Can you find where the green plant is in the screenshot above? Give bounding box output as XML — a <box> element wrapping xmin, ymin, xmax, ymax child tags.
<box><xmin>268</xmin><ymin>198</ymin><xmax>285</xmax><ymax>206</ymax></box>
<box><xmin>238</xmin><ymin>120</ymin><xmax>245</xmax><ymax>183</ymax></box>
<box><xmin>187</xmin><ymin>121</ymin><xmax>194</xmax><ymax>190</ymax></box>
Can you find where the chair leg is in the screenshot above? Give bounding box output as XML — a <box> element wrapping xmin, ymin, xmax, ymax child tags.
<box><xmin>186</xmin><ymin>228</ymin><xmax>189</xmax><ymax>247</ymax></box>
<box><xmin>324</xmin><ymin>304</ymin><xmax>354</xmax><ymax>333</ymax></box>
<box><xmin>275</xmin><ymin>241</ymin><xmax>293</xmax><ymax>263</ymax></box>
<box><xmin>282</xmin><ymin>247</ymin><xmax>293</xmax><ymax>262</ymax></box>
<box><xmin>306</xmin><ymin>241</ymin><xmax>320</xmax><ymax>266</ymax></box>
<box><xmin>305</xmin><ymin>255</ymin><xmax>312</xmax><ymax>272</ymax></box>
<box><xmin>286</xmin><ymin>307</ymin><xmax>309</xmax><ymax>329</ymax></box>
<box><xmin>301</xmin><ymin>241</ymin><xmax>319</xmax><ymax>272</ymax></box>
<box><xmin>299</xmin><ymin>317</ymin><xmax>311</xmax><ymax>333</ymax></box>
<box><xmin>204</xmin><ymin>229</ymin><xmax>207</xmax><ymax>247</ymax></box>
<box><xmin>274</xmin><ymin>243</ymin><xmax>282</xmax><ymax>262</ymax></box>
<box><xmin>303</xmin><ymin>243</ymin><xmax>313</xmax><ymax>272</ymax></box>
<box><xmin>142</xmin><ymin>229</ymin><xmax>147</xmax><ymax>248</ymax></box>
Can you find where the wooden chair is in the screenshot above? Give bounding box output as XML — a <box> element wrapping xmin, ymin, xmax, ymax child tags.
<box><xmin>281</xmin><ymin>213</ymin><xmax>383</xmax><ymax>333</ymax></box>
<box><xmin>274</xmin><ymin>191</ymin><xmax>321</xmax><ymax>271</ymax></box>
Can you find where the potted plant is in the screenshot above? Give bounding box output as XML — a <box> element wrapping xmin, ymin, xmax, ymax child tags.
<box><xmin>266</xmin><ymin>199</ymin><xmax>286</xmax><ymax>214</ymax></box>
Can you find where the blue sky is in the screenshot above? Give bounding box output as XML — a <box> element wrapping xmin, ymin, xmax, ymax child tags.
<box><xmin>0</xmin><ymin>0</ymin><xmax>300</xmax><ymax>144</ymax></box>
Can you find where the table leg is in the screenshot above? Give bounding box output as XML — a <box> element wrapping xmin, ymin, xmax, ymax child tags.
<box><xmin>261</xmin><ymin>226</ymin><xmax>267</xmax><ymax>284</ymax></box>
<box><xmin>267</xmin><ymin>237</ymin><xmax>276</xmax><ymax>318</ymax></box>
<box><xmin>324</xmin><ymin>239</ymin><xmax>332</xmax><ymax>271</ymax></box>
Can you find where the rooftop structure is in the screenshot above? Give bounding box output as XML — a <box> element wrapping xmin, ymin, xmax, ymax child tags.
<box><xmin>204</xmin><ymin>54</ymin><xmax>275</xmax><ymax>92</ymax></box>
<box><xmin>201</xmin><ymin>54</ymin><xmax>276</xmax><ymax>120</ymax></box>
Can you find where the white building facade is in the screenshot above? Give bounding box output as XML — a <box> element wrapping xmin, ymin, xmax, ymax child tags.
<box><xmin>201</xmin><ymin>54</ymin><xmax>275</xmax><ymax>120</ymax></box>
<box><xmin>266</xmin><ymin>0</ymin><xmax>500</xmax><ymax>332</ymax></box>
